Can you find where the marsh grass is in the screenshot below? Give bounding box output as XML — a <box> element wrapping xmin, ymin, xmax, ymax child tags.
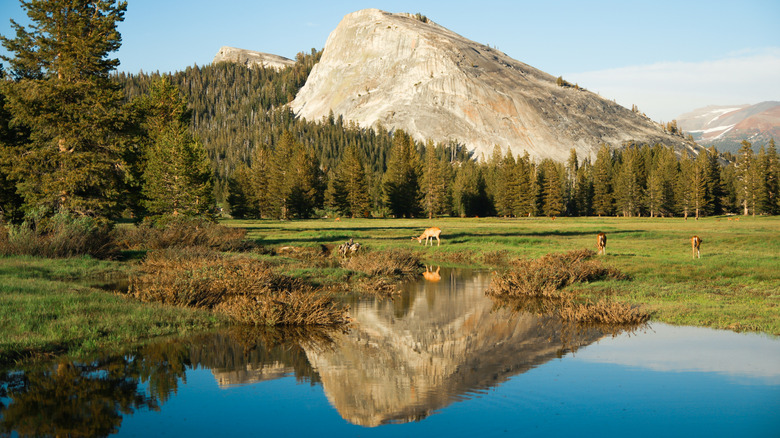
<box><xmin>130</xmin><ymin>249</ymin><xmax>350</xmax><ymax>326</ymax></box>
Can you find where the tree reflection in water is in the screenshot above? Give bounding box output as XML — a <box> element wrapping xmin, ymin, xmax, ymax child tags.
<box><xmin>0</xmin><ymin>327</ymin><xmax>330</xmax><ymax>438</ymax></box>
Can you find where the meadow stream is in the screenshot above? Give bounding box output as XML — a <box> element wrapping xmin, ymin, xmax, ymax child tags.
<box><xmin>1</xmin><ymin>268</ymin><xmax>778</xmax><ymax>437</ymax></box>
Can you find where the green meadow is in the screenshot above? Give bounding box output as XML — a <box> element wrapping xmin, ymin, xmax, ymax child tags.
<box><xmin>228</xmin><ymin>215</ymin><xmax>780</xmax><ymax>334</ymax></box>
<box><xmin>1</xmin><ymin>215</ymin><xmax>778</xmax><ymax>366</ymax></box>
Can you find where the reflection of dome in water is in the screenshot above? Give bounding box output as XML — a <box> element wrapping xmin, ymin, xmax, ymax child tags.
<box><xmin>301</xmin><ymin>268</ymin><xmax>604</xmax><ymax>427</ymax></box>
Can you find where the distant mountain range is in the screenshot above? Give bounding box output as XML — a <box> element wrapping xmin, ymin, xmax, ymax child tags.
<box><xmin>676</xmin><ymin>101</ymin><xmax>780</xmax><ymax>153</ymax></box>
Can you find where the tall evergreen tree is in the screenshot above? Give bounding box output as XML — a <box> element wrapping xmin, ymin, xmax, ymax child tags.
<box><xmin>675</xmin><ymin>151</ymin><xmax>694</xmax><ymax>219</ymax></box>
<box><xmin>0</xmin><ymin>0</ymin><xmax>128</xmax><ymax>218</ymax></box>
<box><xmin>689</xmin><ymin>150</ymin><xmax>709</xmax><ymax>219</ymax></box>
<box><xmin>540</xmin><ymin>159</ymin><xmax>564</xmax><ymax>217</ymax></box>
<box><xmin>614</xmin><ymin>147</ymin><xmax>643</xmax><ymax>217</ymax></box>
<box><xmin>421</xmin><ymin>139</ymin><xmax>447</xmax><ymax>219</ymax></box>
<box><xmin>735</xmin><ymin>140</ymin><xmax>759</xmax><ymax>216</ymax></box>
<box><xmin>0</xmin><ymin>65</ymin><xmax>25</xmax><ymax>223</ymax></box>
<box><xmin>592</xmin><ymin>145</ymin><xmax>613</xmax><ymax>216</ymax></box>
<box><xmin>565</xmin><ymin>148</ymin><xmax>579</xmax><ymax>216</ymax></box>
<box><xmin>764</xmin><ymin>138</ymin><xmax>780</xmax><ymax>214</ymax></box>
<box><xmin>139</xmin><ymin>78</ymin><xmax>213</xmax><ymax>219</ymax></box>
<box><xmin>382</xmin><ymin>130</ymin><xmax>422</xmax><ymax>218</ymax></box>
<box><xmin>326</xmin><ymin>143</ymin><xmax>371</xmax><ymax>218</ymax></box>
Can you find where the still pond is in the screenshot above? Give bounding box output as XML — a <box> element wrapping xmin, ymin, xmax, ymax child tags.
<box><xmin>1</xmin><ymin>268</ymin><xmax>778</xmax><ymax>437</ymax></box>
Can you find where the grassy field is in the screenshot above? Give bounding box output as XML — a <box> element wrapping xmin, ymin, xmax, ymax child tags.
<box><xmin>0</xmin><ymin>255</ymin><xmax>226</xmax><ymax>365</ymax></box>
<box><xmin>1</xmin><ymin>214</ymin><xmax>777</xmax><ymax>366</ymax></box>
<box><xmin>225</xmin><ymin>215</ymin><xmax>780</xmax><ymax>335</ymax></box>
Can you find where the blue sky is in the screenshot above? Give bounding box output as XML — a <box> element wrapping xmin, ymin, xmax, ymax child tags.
<box><xmin>2</xmin><ymin>0</ymin><xmax>779</xmax><ymax>121</ymax></box>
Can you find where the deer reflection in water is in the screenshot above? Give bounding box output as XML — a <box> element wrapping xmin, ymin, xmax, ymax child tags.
<box><xmin>422</xmin><ymin>266</ymin><xmax>441</xmax><ymax>282</ymax></box>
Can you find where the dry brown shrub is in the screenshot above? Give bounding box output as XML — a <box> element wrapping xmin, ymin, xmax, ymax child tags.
<box><xmin>558</xmin><ymin>299</ymin><xmax>650</xmax><ymax>325</ymax></box>
<box><xmin>115</xmin><ymin>219</ymin><xmax>254</xmax><ymax>252</ymax></box>
<box><xmin>131</xmin><ymin>249</ymin><xmax>349</xmax><ymax>326</ymax></box>
<box><xmin>216</xmin><ymin>290</ymin><xmax>350</xmax><ymax>326</ymax></box>
<box><xmin>342</xmin><ymin>248</ymin><xmax>423</xmax><ymax>277</ymax></box>
<box><xmin>487</xmin><ymin>249</ymin><xmax>628</xmax><ymax>298</ymax></box>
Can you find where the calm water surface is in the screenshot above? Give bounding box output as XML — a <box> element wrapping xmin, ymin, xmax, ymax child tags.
<box><xmin>1</xmin><ymin>268</ymin><xmax>778</xmax><ymax>437</ymax></box>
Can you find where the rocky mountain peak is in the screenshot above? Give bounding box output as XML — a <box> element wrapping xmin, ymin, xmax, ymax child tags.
<box><xmin>292</xmin><ymin>9</ymin><xmax>695</xmax><ymax>161</ymax></box>
<box><xmin>213</xmin><ymin>46</ymin><xmax>295</xmax><ymax>70</ymax></box>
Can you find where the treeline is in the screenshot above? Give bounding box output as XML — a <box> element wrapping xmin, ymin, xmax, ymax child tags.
<box><xmin>225</xmin><ymin>129</ymin><xmax>780</xmax><ymax>219</ymax></box>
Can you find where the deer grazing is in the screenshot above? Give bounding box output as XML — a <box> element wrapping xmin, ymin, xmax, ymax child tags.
<box><xmin>597</xmin><ymin>232</ymin><xmax>607</xmax><ymax>255</ymax></box>
<box><xmin>691</xmin><ymin>236</ymin><xmax>702</xmax><ymax>259</ymax></box>
<box><xmin>412</xmin><ymin>227</ymin><xmax>442</xmax><ymax>246</ymax></box>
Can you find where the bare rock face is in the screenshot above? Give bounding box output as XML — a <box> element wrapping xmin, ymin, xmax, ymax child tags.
<box><xmin>213</xmin><ymin>46</ymin><xmax>295</xmax><ymax>70</ymax></box>
<box><xmin>292</xmin><ymin>9</ymin><xmax>694</xmax><ymax>161</ymax></box>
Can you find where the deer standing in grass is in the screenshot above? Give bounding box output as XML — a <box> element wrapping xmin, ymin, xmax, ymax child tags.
<box><xmin>597</xmin><ymin>233</ymin><xmax>607</xmax><ymax>255</ymax></box>
<box><xmin>413</xmin><ymin>227</ymin><xmax>442</xmax><ymax>246</ymax></box>
<box><xmin>691</xmin><ymin>236</ymin><xmax>702</xmax><ymax>259</ymax></box>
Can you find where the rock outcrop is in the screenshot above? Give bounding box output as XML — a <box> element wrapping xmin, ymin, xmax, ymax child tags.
<box><xmin>213</xmin><ymin>46</ymin><xmax>295</xmax><ymax>70</ymax></box>
<box><xmin>292</xmin><ymin>9</ymin><xmax>696</xmax><ymax>162</ymax></box>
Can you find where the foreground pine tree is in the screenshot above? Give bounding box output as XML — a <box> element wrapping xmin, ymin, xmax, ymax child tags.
<box><xmin>0</xmin><ymin>0</ymin><xmax>128</xmax><ymax>218</ymax></box>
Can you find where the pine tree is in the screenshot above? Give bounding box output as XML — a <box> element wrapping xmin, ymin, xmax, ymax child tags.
<box><xmin>735</xmin><ymin>141</ymin><xmax>759</xmax><ymax>216</ymax></box>
<box><xmin>592</xmin><ymin>145</ymin><xmax>613</xmax><ymax>216</ymax></box>
<box><xmin>513</xmin><ymin>152</ymin><xmax>536</xmax><ymax>217</ymax></box>
<box><xmin>0</xmin><ymin>66</ymin><xmax>25</xmax><ymax>223</ymax></box>
<box><xmin>646</xmin><ymin>146</ymin><xmax>677</xmax><ymax>217</ymax></box>
<box><xmin>614</xmin><ymin>147</ymin><xmax>643</xmax><ymax>217</ymax></box>
<box><xmin>495</xmin><ymin>150</ymin><xmax>517</xmax><ymax>217</ymax></box>
<box><xmin>705</xmin><ymin>146</ymin><xmax>724</xmax><ymax>215</ymax></box>
<box><xmin>383</xmin><ymin>130</ymin><xmax>422</xmax><ymax>217</ymax></box>
<box><xmin>421</xmin><ymin>140</ymin><xmax>447</xmax><ymax>219</ymax></box>
<box><xmin>326</xmin><ymin>143</ymin><xmax>370</xmax><ymax>218</ymax></box>
<box><xmin>540</xmin><ymin>159</ymin><xmax>564</xmax><ymax>217</ymax></box>
<box><xmin>565</xmin><ymin>148</ymin><xmax>579</xmax><ymax>216</ymax></box>
<box><xmin>675</xmin><ymin>152</ymin><xmax>694</xmax><ymax>219</ymax></box>
<box><xmin>573</xmin><ymin>158</ymin><xmax>593</xmax><ymax>216</ymax></box>
<box><xmin>0</xmin><ymin>0</ymin><xmax>128</xmax><ymax>218</ymax></box>
<box><xmin>139</xmin><ymin>78</ymin><xmax>213</xmax><ymax>219</ymax></box>
<box><xmin>764</xmin><ymin>138</ymin><xmax>780</xmax><ymax>214</ymax></box>
<box><xmin>690</xmin><ymin>151</ymin><xmax>709</xmax><ymax>219</ymax></box>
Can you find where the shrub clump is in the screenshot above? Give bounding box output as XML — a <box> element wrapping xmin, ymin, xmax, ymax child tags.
<box><xmin>131</xmin><ymin>249</ymin><xmax>349</xmax><ymax>326</ymax></box>
<box><xmin>341</xmin><ymin>248</ymin><xmax>423</xmax><ymax>277</ymax></box>
<box><xmin>114</xmin><ymin>217</ymin><xmax>254</xmax><ymax>252</ymax></box>
<box><xmin>0</xmin><ymin>212</ymin><xmax>116</xmax><ymax>259</ymax></box>
<box><xmin>487</xmin><ymin>249</ymin><xmax>646</xmax><ymax>326</ymax></box>
<box><xmin>487</xmin><ymin>249</ymin><xmax>627</xmax><ymax>298</ymax></box>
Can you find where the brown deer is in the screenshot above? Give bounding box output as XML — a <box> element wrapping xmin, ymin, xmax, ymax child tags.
<box><xmin>412</xmin><ymin>227</ymin><xmax>442</xmax><ymax>246</ymax></box>
<box><xmin>691</xmin><ymin>236</ymin><xmax>702</xmax><ymax>259</ymax></box>
<box><xmin>597</xmin><ymin>233</ymin><xmax>607</xmax><ymax>255</ymax></box>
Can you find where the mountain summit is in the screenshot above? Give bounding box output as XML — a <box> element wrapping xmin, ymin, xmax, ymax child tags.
<box><xmin>292</xmin><ymin>9</ymin><xmax>693</xmax><ymax>161</ymax></box>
